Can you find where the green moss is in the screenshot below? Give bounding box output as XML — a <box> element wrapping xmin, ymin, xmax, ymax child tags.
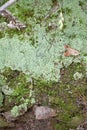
<box><xmin>0</xmin><ymin>68</ymin><xmax>34</xmax><ymax>105</ymax></box>
<box><xmin>0</xmin><ymin>92</ymin><xmax>4</xmax><ymax>107</ymax></box>
<box><xmin>0</xmin><ymin>61</ymin><xmax>86</xmax><ymax>129</ymax></box>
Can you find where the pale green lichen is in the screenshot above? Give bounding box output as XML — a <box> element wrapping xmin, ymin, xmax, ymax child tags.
<box><xmin>0</xmin><ymin>0</ymin><xmax>87</xmax><ymax>81</ymax></box>
<box><xmin>11</xmin><ymin>96</ymin><xmax>35</xmax><ymax>117</ymax></box>
<box><xmin>11</xmin><ymin>103</ymin><xmax>28</xmax><ymax>117</ymax></box>
<box><xmin>73</xmin><ymin>72</ymin><xmax>83</xmax><ymax>80</ymax></box>
<box><xmin>2</xmin><ymin>85</ymin><xmax>14</xmax><ymax>95</ymax></box>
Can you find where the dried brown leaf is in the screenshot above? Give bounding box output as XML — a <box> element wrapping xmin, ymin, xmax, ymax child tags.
<box><xmin>64</xmin><ymin>45</ymin><xmax>79</xmax><ymax>56</ymax></box>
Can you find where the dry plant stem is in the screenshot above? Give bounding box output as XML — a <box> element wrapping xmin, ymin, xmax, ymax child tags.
<box><xmin>0</xmin><ymin>0</ymin><xmax>26</xmax><ymax>30</ymax></box>
<box><xmin>0</xmin><ymin>9</ymin><xmax>17</xmax><ymax>21</ymax></box>
<box><xmin>44</xmin><ymin>2</ymin><xmax>59</xmax><ymax>20</ymax></box>
<box><xmin>0</xmin><ymin>0</ymin><xmax>17</xmax><ymax>11</ymax></box>
<box><xmin>0</xmin><ymin>0</ymin><xmax>17</xmax><ymax>21</ymax></box>
<box><xmin>0</xmin><ymin>9</ymin><xmax>26</xmax><ymax>30</ymax></box>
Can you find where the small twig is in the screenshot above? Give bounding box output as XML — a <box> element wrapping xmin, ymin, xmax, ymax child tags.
<box><xmin>0</xmin><ymin>0</ymin><xmax>17</xmax><ymax>21</ymax></box>
<box><xmin>0</xmin><ymin>0</ymin><xmax>26</xmax><ymax>30</ymax></box>
<box><xmin>0</xmin><ymin>9</ymin><xmax>16</xmax><ymax>21</ymax></box>
<box><xmin>0</xmin><ymin>0</ymin><xmax>17</xmax><ymax>11</ymax></box>
<box><xmin>44</xmin><ymin>2</ymin><xmax>59</xmax><ymax>20</ymax></box>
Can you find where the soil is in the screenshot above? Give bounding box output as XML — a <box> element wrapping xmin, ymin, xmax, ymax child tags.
<box><xmin>0</xmin><ymin>108</ymin><xmax>56</xmax><ymax>130</ymax></box>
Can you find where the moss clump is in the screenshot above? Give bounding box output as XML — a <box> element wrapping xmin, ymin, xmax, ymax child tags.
<box><xmin>33</xmin><ymin>63</ymin><xmax>86</xmax><ymax>129</ymax></box>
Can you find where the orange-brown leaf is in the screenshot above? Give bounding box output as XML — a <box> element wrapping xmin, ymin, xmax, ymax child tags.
<box><xmin>64</xmin><ymin>45</ymin><xmax>79</xmax><ymax>56</ymax></box>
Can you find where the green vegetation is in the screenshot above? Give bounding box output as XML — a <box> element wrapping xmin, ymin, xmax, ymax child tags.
<box><xmin>0</xmin><ymin>0</ymin><xmax>87</xmax><ymax>81</ymax></box>
<box><xmin>0</xmin><ymin>0</ymin><xmax>87</xmax><ymax>129</ymax></box>
<box><xmin>0</xmin><ymin>62</ymin><xmax>86</xmax><ymax>129</ymax></box>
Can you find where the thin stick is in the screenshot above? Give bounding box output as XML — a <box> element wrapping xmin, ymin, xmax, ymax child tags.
<box><xmin>0</xmin><ymin>0</ymin><xmax>26</xmax><ymax>30</ymax></box>
<box><xmin>0</xmin><ymin>9</ymin><xmax>17</xmax><ymax>21</ymax></box>
<box><xmin>0</xmin><ymin>0</ymin><xmax>17</xmax><ymax>11</ymax></box>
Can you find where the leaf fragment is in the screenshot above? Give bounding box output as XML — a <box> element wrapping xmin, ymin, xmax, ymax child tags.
<box><xmin>64</xmin><ymin>45</ymin><xmax>79</xmax><ymax>56</ymax></box>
